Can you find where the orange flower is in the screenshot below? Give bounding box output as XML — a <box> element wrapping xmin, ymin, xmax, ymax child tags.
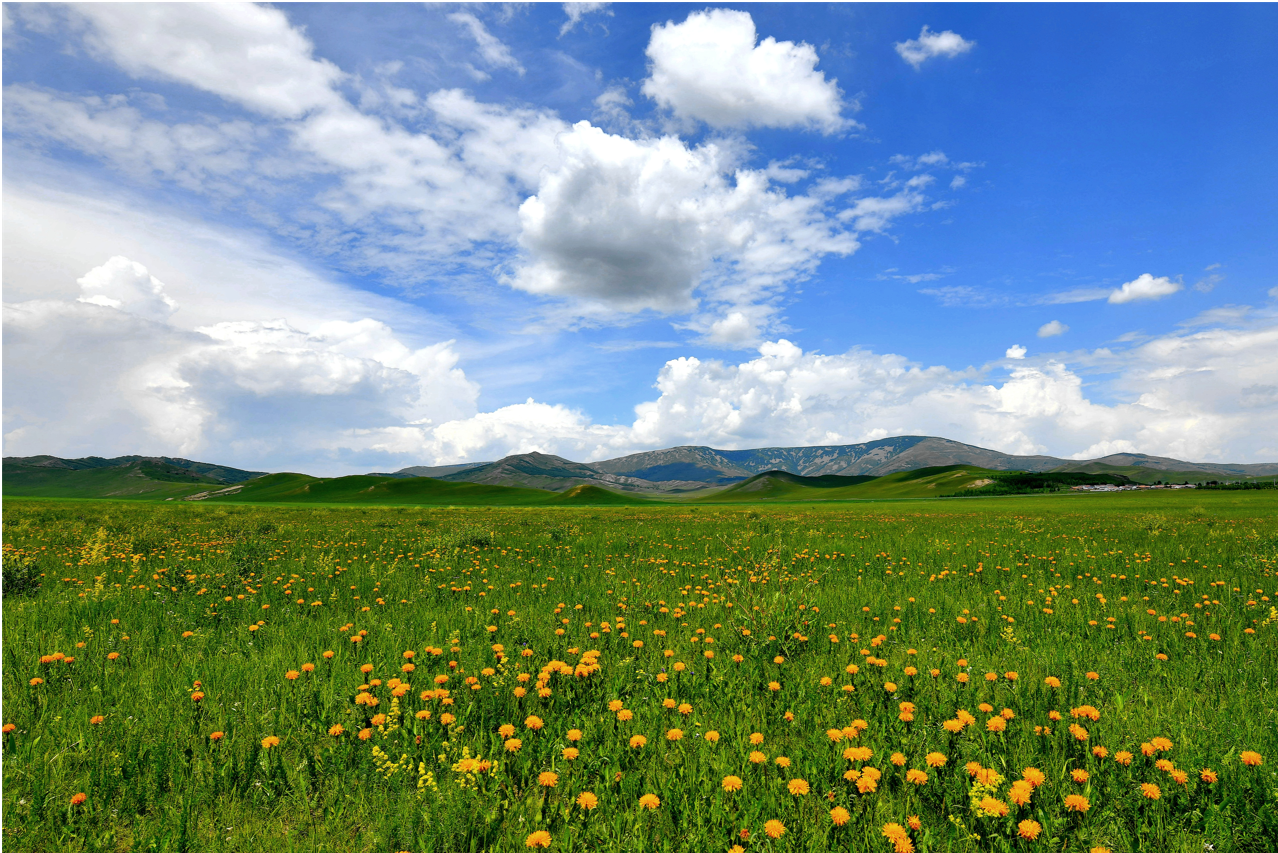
<box><xmin>499</xmin><ymin>724</ymin><xmax>516</xmax><ymax>738</ymax></box>
<box><xmin>358</xmin><ymin>728</ymin><xmax>372</xmax><ymax>740</ymax></box>
<box><xmin>261</xmin><ymin>735</ymin><xmax>280</xmax><ymax>749</ymax></box>
<box><xmin>328</xmin><ymin>724</ymin><xmax>345</xmax><ymax>736</ymax></box>
<box><xmin>629</xmin><ymin>735</ymin><xmax>647</xmax><ymax>749</ymax></box>
<box><xmin>538</xmin><ymin>771</ymin><xmax>558</xmax><ymax>788</ymax></box>
<box><xmin>787</xmin><ymin>778</ymin><xmax>809</xmax><ymax>796</ymax></box>
<box><xmin>926</xmin><ymin>752</ymin><xmax>947</xmax><ymax>768</ymax></box>
<box><xmin>1085</xmin><ymin>671</ymin><xmax>1099</xmax><ymax>681</ymax></box>
<box><xmin>722</xmin><ymin>775</ymin><xmax>743</xmax><ymax>792</ymax></box>
<box><xmin>764</xmin><ymin>820</ymin><xmax>786</xmax><ymax>839</ymax></box>
<box><xmin>1200</xmin><ymin>768</ymin><xmax>1218</xmax><ymax>783</ymax></box>
<box><xmin>89</xmin><ymin>715</ymin><xmax>105</xmax><ymax>725</ymax></box>
<box><xmin>525</xmin><ymin>715</ymin><xmax>544</xmax><ymax>730</ymax></box>
<box><xmin>70</xmin><ymin>792</ymin><xmax>87</xmax><ymax>806</ymax></box>
<box><xmin>906</xmin><ymin>769</ymin><xmax>928</xmax><ymax>785</ymax></box>
<box><xmin>561</xmin><ymin>747</ymin><xmax>579</xmax><ymax>760</ymax></box>
<box><xmin>749</xmin><ymin>750</ymin><xmax>767</xmax><ymax>764</ymax></box>
<box><xmin>1017</xmin><ymin>819</ymin><xmax>1042</xmax><ymax>840</ymax></box>
<box><xmin>525</xmin><ymin>830</ymin><xmax>552</xmax><ymax>848</ymax></box>
<box><xmin>505</xmin><ymin>738</ymin><xmax>522</xmax><ymax>752</ymax></box>
<box><xmin>1141</xmin><ymin>783</ymin><xmax>1161</xmax><ymax>800</ymax></box>
<box><xmin>890</xmin><ymin>752</ymin><xmax>907</xmax><ymax>766</ymax></box>
<box><xmin>666</xmin><ymin>728</ymin><xmax>683</xmax><ymax>742</ymax></box>
<box><xmin>566</xmin><ymin>728</ymin><xmax>582</xmax><ymax>742</ymax></box>
<box><xmin>1071</xmin><ymin>769</ymin><xmax>1089</xmax><ymax>783</ymax></box>
<box><xmin>704</xmin><ymin>730</ymin><xmax>720</xmax><ymax>743</ymax></box>
<box><xmin>639</xmin><ymin>793</ymin><xmax>660</xmax><ymax>810</ymax></box>
<box><xmin>882</xmin><ymin>823</ymin><xmax>909</xmax><ymax>844</ymax></box>
<box><xmin>1044</xmin><ymin>676</ymin><xmax>1061</xmax><ymax>688</ymax></box>
<box><xmin>2</xmin><ymin>724</ymin><xmax>15</xmax><ymax>734</ymax></box>
<box><xmin>1009</xmin><ymin>780</ymin><xmax>1033</xmax><ymax>806</ymax></box>
<box><xmin>285</xmin><ymin>670</ymin><xmax>300</xmax><ymax>681</ymax></box>
<box><xmin>1064</xmin><ymin>794</ymin><xmax>1090</xmax><ymax>813</ymax></box>
<box><xmin>576</xmin><ymin>791</ymin><xmax>598</xmax><ymax>810</ymax></box>
<box><xmin>209</xmin><ymin>731</ymin><xmax>224</xmax><ymax>741</ymax></box>
<box><xmin>987</xmin><ymin>717</ymin><xmax>1007</xmax><ymax>733</ymax></box>
<box><xmin>190</xmin><ymin>691</ymin><xmax>204</xmax><ymax>703</ymax></box>
<box><xmin>1115</xmin><ymin>751</ymin><xmax>1133</xmax><ymax>766</ymax></box>
<box><xmin>1240</xmin><ymin>751</ymin><xmax>1264</xmax><ymax>767</ymax></box>
<box><xmin>979</xmin><ymin>796</ymin><xmax>1009</xmax><ymax>817</ymax></box>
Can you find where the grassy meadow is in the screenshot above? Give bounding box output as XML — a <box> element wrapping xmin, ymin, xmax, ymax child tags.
<box><xmin>2</xmin><ymin>491</ymin><xmax>1276</xmax><ymax>852</ymax></box>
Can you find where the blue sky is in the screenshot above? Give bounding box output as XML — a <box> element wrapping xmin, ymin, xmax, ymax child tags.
<box><xmin>4</xmin><ymin>3</ymin><xmax>1277</xmax><ymax>474</ymax></box>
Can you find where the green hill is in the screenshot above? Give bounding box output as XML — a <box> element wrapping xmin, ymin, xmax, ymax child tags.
<box><xmin>207</xmin><ymin>473</ymin><xmax>557</xmax><ymax>506</ymax></box>
<box><xmin>2</xmin><ymin>459</ymin><xmax>229</xmax><ymax>499</ymax></box>
<box><xmin>697</xmin><ymin>466</ymin><xmax>1002</xmax><ymax>502</ymax></box>
<box><xmin>1047</xmin><ymin>461</ymin><xmax>1244</xmax><ymax>485</ymax></box>
<box><xmin>699</xmin><ymin>470</ymin><xmax>875</xmax><ymax>501</ymax></box>
<box><xmin>548</xmin><ymin>484</ymin><xmax>652</xmax><ymax>505</ymax></box>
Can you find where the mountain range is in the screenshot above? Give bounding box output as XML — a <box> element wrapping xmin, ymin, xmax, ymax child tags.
<box><xmin>390</xmin><ymin>436</ymin><xmax>1278</xmax><ymax>493</ymax></box>
<box><xmin>4</xmin><ymin>436</ymin><xmax>1275</xmax><ymax>502</ymax></box>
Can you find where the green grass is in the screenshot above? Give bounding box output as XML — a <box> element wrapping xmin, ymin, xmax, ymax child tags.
<box><xmin>3</xmin><ymin>492</ymin><xmax>1276</xmax><ymax>852</ymax></box>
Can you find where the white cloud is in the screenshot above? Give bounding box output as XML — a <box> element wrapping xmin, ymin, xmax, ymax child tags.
<box><xmin>4</xmin><ymin>258</ymin><xmax>478</xmax><ymax>472</ymax></box>
<box><xmin>642</xmin><ymin>9</ymin><xmax>849</xmax><ymax>133</ymax></box>
<box><xmin>1108</xmin><ymin>273</ymin><xmax>1182</xmax><ymax>304</ymax></box>
<box><xmin>76</xmin><ymin>256</ymin><xmax>179</xmax><ymax>322</ymax></box>
<box><xmin>1005</xmin><ymin>344</ymin><xmax>1027</xmax><ymax>359</ymax></box>
<box><xmin>560</xmin><ymin>2</ymin><xmax>611</xmax><ymax>36</ymax></box>
<box><xmin>895</xmin><ymin>26</ymin><xmax>976</xmax><ymax>69</ymax></box>
<box><xmin>2</xmin><ymin>182</ymin><xmax>433</xmax><ymax>333</ymax></box>
<box><xmin>45</xmin><ymin>3</ymin><xmax>566</xmax><ymax>276</ymax></box>
<box><xmin>447</xmin><ymin>11</ymin><xmax>525</xmax><ymax>75</ymax></box>
<box><xmin>10</xmin><ymin>258</ymin><xmax>1278</xmax><ymax>469</ymax></box>
<box><xmin>3</xmin><ymin>85</ymin><xmax>264</xmax><ymax>193</ymax></box>
<box><xmin>1039</xmin><ymin>287</ymin><xmax>1112</xmax><ymax>305</ymax></box>
<box><xmin>1178</xmin><ymin>305</ymin><xmax>1251</xmax><ymax>327</ymax></box>
<box><xmin>414</xmin><ymin>323</ymin><xmax>1278</xmax><ymax>465</ymax></box>
<box><xmin>512</xmin><ymin>122</ymin><xmax>862</xmax><ymax>332</ymax></box>
<box><xmin>72</xmin><ymin>3</ymin><xmax>345</xmax><ymax>118</ymax></box>
<box><xmin>949</xmin><ymin>175</ymin><xmax>967</xmax><ymax>189</ymax></box>
<box><xmin>1037</xmin><ymin>320</ymin><xmax>1068</xmax><ymax>338</ymax></box>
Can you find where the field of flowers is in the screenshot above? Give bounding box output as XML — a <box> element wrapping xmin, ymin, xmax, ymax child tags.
<box><xmin>2</xmin><ymin>492</ymin><xmax>1276</xmax><ymax>852</ymax></box>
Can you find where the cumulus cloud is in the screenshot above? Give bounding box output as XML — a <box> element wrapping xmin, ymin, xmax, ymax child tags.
<box><xmin>1005</xmin><ymin>344</ymin><xmax>1027</xmax><ymax>359</ymax></box>
<box><xmin>448</xmin><ymin>11</ymin><xmax>524</xmax><ymax>75</ymax></box>
<box><xmin>9</xmin><ymin>257</ymin><xmax>1278</xmax><ymax>470</ymax></box>
<box><xmin>18</xmin><ymin>4</ymin><xmax>927</xmax><ymax>341</ymax></box>
<box><xmin>642</xmin><ymin>9</ymin><xmax>849</xmax><ymax>132</ymax></box>
<box><xmin>76</xmin><ymin>256</ymin><xmax>179</xmax><ymax>322</ymax></box>
<box><xmin>1037</xmin><ymin>320</ymin><xmax>1068</xmax><ymax>338</ymax></box>
<box><xmin>895</xmin><ymin>26</ymin><xmax>976</xmax><ymax>69</ymax></box>
<box><xmin>430</xmin><ymin>324</ymin><xmax>1278</xmax><ymax>465</ymax></box>
<box><xmin>512</xmin><ymin>122</ymin><xmax>864</xmax><ymax>333</ymax></box>
<box><xmin>4</xmin><ymin>258</ymin><xmax>478</xmax><ymax>471</ymax></box>
<box><xmin>1108</xmin><ymin>273</ymin><xmax>1182</xmax><ymax>304</ymax></box>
